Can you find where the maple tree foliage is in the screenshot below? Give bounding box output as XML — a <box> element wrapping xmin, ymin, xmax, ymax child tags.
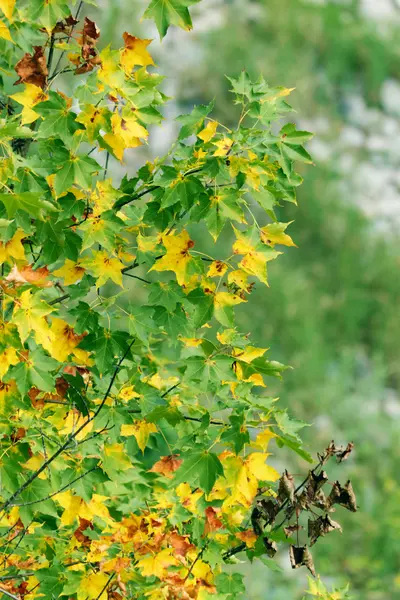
<box><xmin>0</xmin><ymin>0</ymin><xmax>355</xmax><ymax>599</ymax></box>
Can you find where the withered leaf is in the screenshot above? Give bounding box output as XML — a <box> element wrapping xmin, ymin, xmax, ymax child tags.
<box><xmin>327</xmin><ymin>480</ymin><xmax>357</xmax><ymax>512</ymax></box>
<box><xmin>284</xmin><ymin>524</ymin><xmax>303</xmax><ymax>538</ymax></box>
<box><xmin>308</xmin><ymin>514</ymin><xmax>342</xmax><ymax>546</ymax></box>
<box><xmin>336</xmin><ymin>441</ymin><xmax>354</xmax><ymax>463</ymax></box>
<box><xmin>263</xmin><ymin>537</ymin><xmax>278</xmax><ymax>557</ymax></box>
<box><xmin>14</xmin><ymin>46</ymin><xmax>48</xmax><ymax>89</ymax></box>
<box><xmin>297</xmin><ymin>470</ymin><xmax>328</xmax><ymax>509</ymax></box>
<box><xmin>289</xmin><ymin>545</ymin><xmax>316</xmax><ymax>577</ymax></box>
<box><xmin>278</xmin><ymin>469</ymin><xmax>295</xmax><ymax>504</ymax></box>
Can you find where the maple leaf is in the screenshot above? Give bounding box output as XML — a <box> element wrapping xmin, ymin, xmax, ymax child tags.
<box><xmin>82</xmin><ymin>251</ymin><xmax>124</xmax><ymax>288</ymax></box>
<box><xmin>137</xmin><ymin>548</ymin><xmax>178</xmax><ymax>578</ymax></box>
<box><xmin>143</xmin><ymin>0</ymin><xmax>202</xmax><ymax>38</ymax></box>
<box><xmin>10</xmin><ymin>84</ymin><xmax>48</xmax><ymax>125</ymax></box>
<box><xmin>118</xmin><ymin>385</ymin><xmax>140</xmax><ymax>401</ymax></box>
<box><xmin>103</xmin><ymin>111</ymin><xmax>148</xmax><ymax>161</ymax></box>
<box><xmin>204</xmin><ymin>506</ymin><xmax>223</xmax><ymax>535</ymax></box>
<box><xmin>213</xmin><ymin>136</ymin><xmax>233</xmax><ymax>156</ymax></box>
<box><xmin>176</xmin><ymin>482</ymin><xmax>203</xmax><ymax>513</ymax></box>
<box><xmin>77</xmin><ymin>572</ymin><xmax>110</xmax><ymax>600</ymax></box>
<box><xmin>235</xmin><ymin>529</ymin><xmax>257</xmax><ymax>548</ymax></box>
<box><xmin>42</xmin><ymin>318</ymin><xmax>83</xmax><ymax>362</ymax></box>
<box><xmin>59</xmin><ymin>410</ymin><xmax>93</xmax><ymax>441</ymax></box>
<box><xmin>260</xmin><ymin>221</ymin><xmax>296</xmax><ymax>247</ymax></box>
<box><xmin>75</xmin><ymin>104</ymin><xmax>108</xmax><ymax>142</ymax></box>
<box><xmin>120</xmin><ymin>33</ymin><xmax>154</xmax><ymax>72</ymax></box>
<box><xmin>0</xmin><ymin>347</ymin><xmax>18</xmax><ymax>379</ymax></box>
<box><xmin>12</xmin><ymin>289</ymin><xmax>53</xmax><ymax>345</ymax></box>
<box><xmin>0</xmin><ymin>230</ymin><xmax>26</xmax><ymax>265</ymax></box>
<box><xmin>150</xmin><ymin>229</ymin><xmax>195</xmax><ymax>286</ymax></box>
<box><xmin>168</xmin><ymin>531</ymin><xmax>195</xmax><ymax>557</ymax></box>
<box><xmin>6</xmin><ymin>264</ymin><xmax>51</xmax><ymax>287</ymax></box>
<box><xmin>0</xmin><ymin>0</ymin><xmax>14</xmax><ymax>20</ymax></box>
<box><xmin>14</xmin><ymin>46</ymin><xmax>48</xmax><ymax>89</ymax></box>
<box><xmin>207</xmin><ymin>260</ymin><xmax>228</xmax><ymax>278</ymax></box>
<box><xmin>53</xmin><ymin>259</ymin><xmax>86</xmax><ymax>286</ymax></box>
<box><xmin>150</xmin><ymin>454</ymin><xmax>183</xmax><ymax>477</ymax></box>
<box><xmin>232</xmin><ymin>346</ymin><xmax>268</xmax><ymax>364</ymax></box>
<box><xmin>232</xmin><ymin>226</ymin><xmax>281</xmax><ymax>285</ymax></box>
<box><xmin>121</xmin><ymin>419</ymin><xmax>157</xmax><ymax>452</ymax></box>
<box><xmin>198</xmin><ymin>120</ymin><xmax>218</xmax><ymax>143</ymax></box>
<box><xmin>0</xmin><ymin>18</ymin><xmax>11</xmax><ymax>41</ymax></box>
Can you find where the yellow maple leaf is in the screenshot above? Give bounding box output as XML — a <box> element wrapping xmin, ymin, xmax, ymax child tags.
<box><xmin>176</xmin><ymin>482</ymin><xmax>203</xmax><ymax>514</ymax></box>
<box><xmin>120</xmin><ymin>32</ymin><xmax>154</xmax><ymax>72</ymax></box>
<box><xmin>59</xmin><ymin>411</ymin><xmax>93</xmax><ymax>442</ymax></box>
<box><xmin>146</xmin><ymin>373</ymin><xmax>179</xmax><ymax>390</ymax></box>
<box><xmin>22</xmin><ymin>453</ymin><xmax>47</xmax><ymax>480</ymax></box>
<box><xmin>253</xmin><ymin>428</ymin><xmax>277</xmax><ymax>452</ymax></box>
<box><xmin>121</xmin><ymin>419</ymin><xmax>157</xmax><ymax>452</ymax></box>
<box><xmin>0</xmin><ymin>0</ymin><xmax>15</xmax><ymax>20</ymax></box>
<box><xmin>10</xmin><ymin>84</ymin><xmax>48</xmax><ymax>125</ymax></box>
<box><xmin>198</xmin><ymin>120</ymin><xmax>218</xmax><ymax>143</ymax></box>
<box><xmin>12</xmin><ymin>289</ymin><xmax>53</xmax><ymax>345</ymax></box>
<box><xmin>246</xmin><ymin>452</ymin><xmax>280</xmax><ymax>483</ymax></box>
<box><xmin>103</xmin><ymin>111</ymin><xmax>148</xmax><ymax>161</ymax></box>
<box><xmin>220</xmin><ymin>451</ymin><xmax>279</xmax><ymax>509</ymax></box>
<box><xmin>118</xmin><ymin>385</ymin><xmax>140</xmax><ymax>401</ymax></box>
<box><xmin>0</xmin><ymin>347</ymin><xmax>18</xmax><ymax>378</ymax></box>
<box><xmin>0</xmin><ymin>230</ymin><xmax>26</xmax><ymax>265</ymax></box>
<box><xmin>213</xmin><ymin>137</ymin><xmax>233</xmax><ymax>157</ymax></box>
<box><xmin>214</xmin><ymin>291</ymin><xmax>246</xmax><ymax>309</ymax></box>
<box><xmin>179</xmin><ymin>337</ymin><xmax>202</xmax><ymax>348</ymax></box>
<box><xmin>75</xmin><ymin>104</ymin><xmax>108</xmax><ymax>142</ymax></box>
<box><xmin>53</xmin><ymin>259</ymin><xmax>86</xmax><ymax>286</ymax></box>
<box><xmin>77</xmin><ymin>572</ymin><xmax>110</xmax><ymax>600</ymax></box>
<box><xmin>41</xmin><ymin>318</ymin><xmax>83</xmax><ymax>362</ymax></box>
<box><xmin>137</xmin><ymin>548</ymin><xmax>178</xmax><ymax>579</ymax></box>
<box><xmin>227</xmin><ymin>269</ymin><xmax>249</xmax><ymax>291</ymax></box>
<box><xmin>0</xmin><ymin>18</ymin><xmax>12</xmax><ymax>41</ymax></box>
<box><xmin>83</xmin><ymin>250</ymin><xmax>124</xmax><ymax>288</ymax></box>
<box><xmin>150</xmin><ymin>230</ymin><xmax>194</xmax><ymax>286</ymax></box>
<box><xmin>55</xmin><ymin>490</ymin><xmax>92</xmax><ymax>526</ymax></box>
<box><xmin>233</xmin><ymin>228</ymin><xmax>281</xmax><ymax>286</ymax></box>
<box><xmin>103</xmin><ymin>443</ymin><xmax>132</xmax><ymax>470</ymax></box>
<box><xmin>207</xmin><ymin>260</ymin><xmax>228</xmax><ymax>278</ymax></box>
<box><xmin>232</xmin><ymin>346</ymin><xmax>268</xmax><ymax>363</ymax></box>
<box><xmin>260</xmin><ymin>221</ymin><xmax>296</xmax><ymax>247</ymax></box>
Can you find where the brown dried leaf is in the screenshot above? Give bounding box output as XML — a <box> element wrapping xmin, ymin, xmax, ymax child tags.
<box><xmin>308</xmin><ymin>514</ymin><xmax>342</xmax><ymax>546</ymax></box>
<box><xmin>278</xmin><ymin>469</ymin><xmax>295</xmax><ymax>504</ymax></box>
<box><xmin>289</xmin><ymin>545</ymin><xmax>316</xmax><ymax>577</ymax></box>
<box><xmin>327</xmin><ymin>480</ymin><xmax>357</xmax><ymax>512</ymax></box>
<box><xmin>14</xmin><ymin>46</ymin><xmax>48</xmax><ymax>89</ymax></box>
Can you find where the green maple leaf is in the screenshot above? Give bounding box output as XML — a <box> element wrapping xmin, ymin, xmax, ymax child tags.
<box><xmin>174</xmin><ymin>450</ymin><xmax>223</xmax><ymax>493</ymax></box>
<box><xmin>0</xmin><ymin>192</ymin><xmax>57</xmax><ymax>219</ymax></box>
<box><xmin>7</xmin><ymin>349</ymin><xmax>58</xmax><ymax>395</ymax></box>
<box><xmin>35</xmin><ymin>92</ymin><xmax>82</xmax><ymax>145</ymax></box>
<box><xmin>143</xmin><ymin>0</ymin><xmax>202</xmax><ymax>38</ymax></box>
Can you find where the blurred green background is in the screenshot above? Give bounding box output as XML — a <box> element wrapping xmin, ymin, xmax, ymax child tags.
<box><xmin>89</xmin><ymin>0</ymin><xmax>400</xmax><ymax>597</ymax></box>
